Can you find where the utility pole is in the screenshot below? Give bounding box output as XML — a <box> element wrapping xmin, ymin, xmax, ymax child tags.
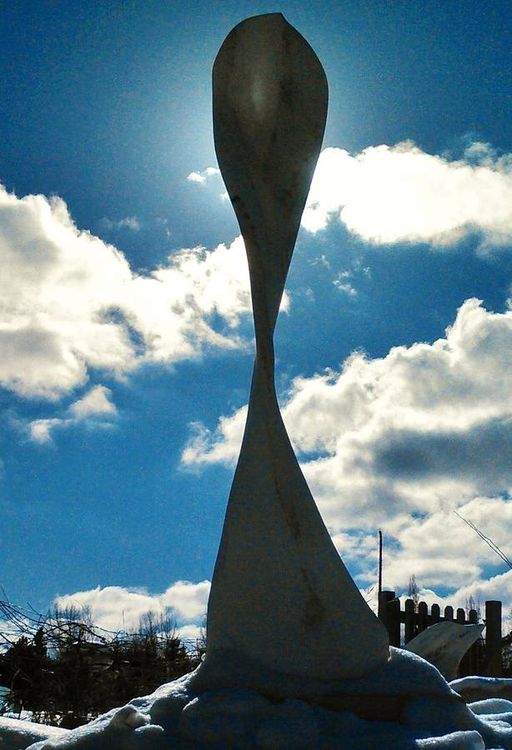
<box><xmin>378</xmin><ymin>530</ymin><xmax>383</xmax><ymax>601</ymax></box>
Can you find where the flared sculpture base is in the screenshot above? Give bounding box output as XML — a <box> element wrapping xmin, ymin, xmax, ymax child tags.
<box><xmin>205</xmin><ymin>361</ymin><xmax>389</xmax><ymax>681</ymax></box>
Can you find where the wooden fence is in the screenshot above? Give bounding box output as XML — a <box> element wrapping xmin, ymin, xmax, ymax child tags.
<box><xmin>378</xmin><ymin>590</ymin><xmax>502</xmax><ymax>677</ymax></box>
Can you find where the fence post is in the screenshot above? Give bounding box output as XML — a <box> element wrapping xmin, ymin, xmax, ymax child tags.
<box><xmin>378</xmin><ymin>590</ymin><xmax>400</xmax><ymax>646</ymax></box>
<box><xmin>468</xmin><ymin>609</ymin><xmax>480</xmax><ymax>675</ymax></box>
<box><xmin>388</xmin><ymin>597</ymin><xmax>401</xmax><ymax>646</ymax></box>
<box><xmin>431</xmin><ymin>603</ymin><xmax>440</xmax><ymax>624</ymax></box>
<box><xmin>463</xmin><ymin>608</ymin><xmax>480</xmax><ymax>676</ymax></box>
<box><xmin>417</xmin><ymin>601</ymin><xmax>428</xmax><ymax>633</ymax></box>
<box><xmin>378</xmin><ymin>590</ymin><xmax>395</xmax><ymax>624</ymax></box>
<box><xmin>377</xmin><ymin>594</ymin><xmax>502</xmax><ymax>676</ymax></box>
<box><xmin>404</xmin><ymin>598</ymin><xmax>415</xmax><ymax>643</ymax></box>
<box><xmin>485</xmin><ymin>600</ymin><xmax>502</xmax><ymax>677</ymax></box>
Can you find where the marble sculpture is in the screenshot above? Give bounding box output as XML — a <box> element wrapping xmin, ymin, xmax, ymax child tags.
<box><xmin>3</xmin><ymin>14</ymin><xmax>509</xmax><ymax>749</ymax></box>
<box><xmin>202</xmin><ymin>12</ymin><xmax>389</xmax><ymax>684</ymax></box>
<box><xmin>405</xmin><ymin>621</ymin><xmax>485</xmax><ymax>681</ymax></box>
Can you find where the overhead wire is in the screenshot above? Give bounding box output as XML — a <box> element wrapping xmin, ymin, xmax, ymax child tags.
<box><xmin>453</xmin><ymin>509</ymin><xmax>512</xmax><ymax>570</ymax></box>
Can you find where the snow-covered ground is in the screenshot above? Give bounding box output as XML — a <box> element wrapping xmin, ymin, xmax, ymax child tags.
<box><xmin>0</xmin><ymin>716</ymin><xmax>67</xmax><ymax>748</ymax></box>
<box><xmin>2</xmin><ymin>650</ymin><xmax>512</xmax><ymax>749</ymax></box>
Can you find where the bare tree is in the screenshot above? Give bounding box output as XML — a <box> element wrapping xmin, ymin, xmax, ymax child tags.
<box><xmin>408</xmin><ymin>574</ymin><xmax>420</xmax><ymax>613</ymax></box>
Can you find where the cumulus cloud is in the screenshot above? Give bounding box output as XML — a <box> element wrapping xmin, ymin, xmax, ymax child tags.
<box><xmin>55</xmin><ymin>580</ymin><xmax>210</xmax><ymax>633</ymax></box>
<box><xmin>438</xmin><ymin>567</ymin><xmax>512</xmax><ymax>613</ymax></box>
<box><xmin>181</xmin><ymin>407</ymin><xmax>247</xmax><ymax>467</ymax></box>
<box><xmin>0</xmin><ymin>184</ymin><xmax>253</xmax><ymax>401</ymax></box>
<box><xmin>187</xmin><ymin>167</ymin><xmax>220</xmax><ymax>184</ymax></box>
<box><xmin>391</xmin><ymin>563</ymin><xmax>512</xmax><ymax>624</ymax></box>
<box><xmin>379</xmin><ymin>496</ymin><xmax>512</xmax><ymax>591</ymax></box>
<box><xmin>176</xmin><ymin>623</ymin><xmax>204</xmax><ymax>642</ymax></box>
<box><xmin>117</xmin><ymin>216</ymin><xmax>141</xmax><ymax>231</ymax></box>
<box><xmin>183</xmin><ymin>297</ymin><xmax>512</xmax><ymax>600</ymax></box>
<box><xmin>99</xmin><ymin>216</ymin><xmax>141</xmax><ymax>232</ymax></box>
<box><xmin>68</xmin><ymin>384</ymin><xmax>118</xmax><ymax>419</ymax></box>
<box><xmin>303</xmin><ymin>142</ymin><xmax>512</xmax><ymax>249</ymax></box>
<box><xmin>333</xmin><ymin>271</ymin><xmax>357</xmax><ymax>297</ymax></box>
<box><xmin>29</xmin><ymin>385</ymin><xmax>118</xmax><ymax>444</ymax></box>
<box><xmin>29</xmin><ymin>418</ymin><xmax>64</xmax><ymax>444</ymax></box>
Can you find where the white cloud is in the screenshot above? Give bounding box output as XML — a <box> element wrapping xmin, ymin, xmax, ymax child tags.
<box><xmin>303</xmin><ymin>142</ymin><xmax>512</xmax><ymax>249</ymax></box>
<box><xmin>29</xmin><ymin>418</ymin><xmax>64</xmax><ymax>445</ymax></box>
<box><xmin>117</xmin><ymin>216</ymin><xmax>140</xmax><ymax>231</ymax></box>
<box><xmin>378</xmin><ymin>496</ymin><xmax>512</xmax><ymax>592</ymax></box>
<box><xmin>390</xmin><ymin>564</ymin><xmax>512</xmax><ymax>624</ymax></box>
<box><xmin>0</xmin><ymin>184</ymin><xmax>253</xmax><ymax>401</ymax></box>
<box><xmin>29</xmin><ymin>385</ymin><xmax>118</xmax><ymax>443</ymax></box>
<box><xmin>161</xmin><ymin>580</ymin><xmax>210</xmax><ymax>620</ymax></box>
<box><xmin>68</xmin><ymin>385</ymin><xmax>117</xmax><ymax>419</ymax></box>
<box><xmin>181</xmin><ymin>407</ymin><xmax>247</xmax><ymax>467</ymax></box>
<box><xmin>441</xmin><ymin>568</ymin><xmax>512</xmax><ymax>613</ymax></box>
<box><xmin>99</xmin><ymin>216</ymin><xmax>141</xmax><ymax>232</ymax></box>
<box><xmin>54</xmin><ymin>580</ymin><xmax>210</xmax><ymax>633</ymax></box>
<box><xmin>176</xmin><ymin>623</ymin><xmax>204</xmax><ymax>642</ymax></box>
<box><xmin>183</xmin><ymin>297</ymin><xmax>512</xmax><ymax>599</ymax></box>
<box><xmin>333</xmin><ymin>271</ymin><xmax>357</xmax><ymax>297</ymax></box>
<box><xmin>187</xmin><ymin>167</ymin><xmax>220</xmax><ymax>185</ymax></box>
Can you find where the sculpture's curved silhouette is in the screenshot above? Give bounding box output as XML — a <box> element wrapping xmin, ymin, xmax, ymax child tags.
<box><xmin>405</xmin><ymin>621</ymin><xmax>484</xmax><ymax>681</ymax></box>
<box><xmin>205</xmin><ymin>13</ymin><xmax>389</xmax><ymax>682</ymax></box>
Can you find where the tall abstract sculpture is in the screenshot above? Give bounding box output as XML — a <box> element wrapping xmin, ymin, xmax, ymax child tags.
<box><xmin>204</xmin><ymin>13</ymin><xmax>389</xmax><ymax>683</ymax></box>
<box><xmin>6</xmin><ymin>14</ymin><xmax>502</xmax><ymax>750</ymax></box>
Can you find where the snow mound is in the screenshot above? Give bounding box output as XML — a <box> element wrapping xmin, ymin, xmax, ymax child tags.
<box><xmin>1</xmin><ymin>650</ymin><xmax>511</xmax><ymax>749</ymax></box>
<box><xmin>469</xmin><ymin>698</ymin><xmax>512</xmax><ymax>715</ymax></box>
<box><xmin>451</xmin><ymin>677</ymin><xmax>512</xmax><ymax>702</ymax></box>
<box><xmin>0</xmin><ymin>716</ymin><xmax>67</xmax><ymax>749</ymax></box>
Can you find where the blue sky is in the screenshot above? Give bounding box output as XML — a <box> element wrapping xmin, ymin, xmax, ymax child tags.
<box><xmin>2</xmin><ymin>0</ymin><xmax>512</xmax><ymax>637</ymax></box>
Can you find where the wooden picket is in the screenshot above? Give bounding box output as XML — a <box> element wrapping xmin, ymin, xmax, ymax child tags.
<box><xmin>378</xmin><ymin>591</ymin><xmax>502</xmax><ymax>677</ymax></box>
